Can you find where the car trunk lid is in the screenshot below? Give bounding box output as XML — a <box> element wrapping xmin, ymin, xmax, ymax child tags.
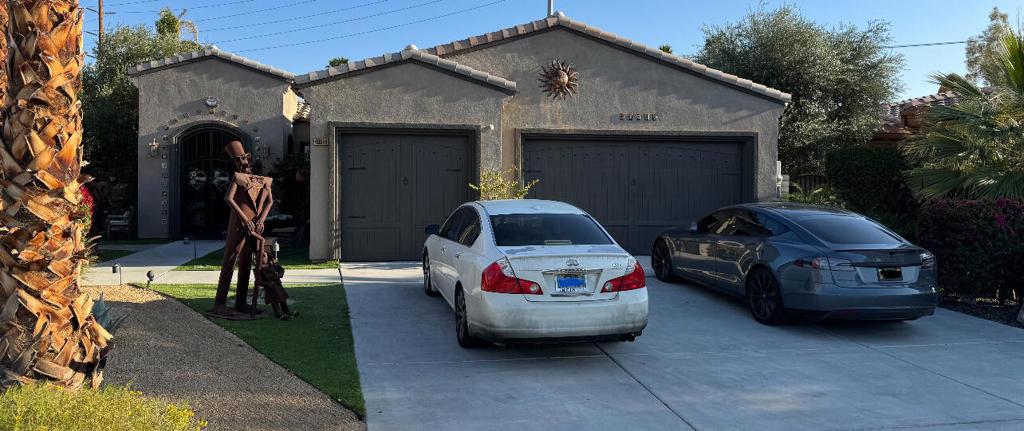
<box><xmin>499</xmin><ymin>245</ymin><xmax>634</xmax><ymax>302</ymax></box>
<box><xmin>829</xmin><ymin>244</ymin><xmax>924</xmax><ymax>287</ymax></box>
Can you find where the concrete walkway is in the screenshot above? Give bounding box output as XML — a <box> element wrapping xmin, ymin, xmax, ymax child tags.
<box><xmin>343</xmin><ymin>262</ymin><xmax>1024</xmax><ymax>431</ymax></box>
<box><xmin>83</xmin><ymin>240</ymin><xmax>222</xmax><ymax>286</ymax></box>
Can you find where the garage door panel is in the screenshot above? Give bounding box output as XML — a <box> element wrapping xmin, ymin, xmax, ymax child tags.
<box><xmin>524</xmin><ymin>138</ymin><xmax>746</xmax><ymax>255</ymax></box>
<box><xmin>340</xmin><ymin>132</ymin><xmax>470</xmax><ymax>262</ymax></box>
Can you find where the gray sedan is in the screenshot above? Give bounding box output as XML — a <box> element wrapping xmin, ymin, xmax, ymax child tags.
<box><xmin>652</xmin><ymin>203</ymin><xmax>938</xmax><ymax>324</ymax></box>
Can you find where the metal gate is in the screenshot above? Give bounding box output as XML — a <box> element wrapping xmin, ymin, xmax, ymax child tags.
<box><xmin>177</xmin><ymin>127</ymin><xmax>240</xmax><ymax>239</ymax></box>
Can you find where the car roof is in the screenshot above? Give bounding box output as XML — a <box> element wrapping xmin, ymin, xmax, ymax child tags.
<box><xmin>473</xmin><ymin>199</ymin><xmax>587</xmax><ymax>215</ymax></box>
<box><xmin>728</xmin><ymin>202</ymin><xmax>858</xmax><ymax>220</ymax></box>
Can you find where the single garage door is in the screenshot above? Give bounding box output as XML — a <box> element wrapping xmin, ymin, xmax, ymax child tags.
<box><xmin>523</xmin><ymin>137</ymin><xmax>746</xmax><ymax>255</ymax></box>
<box><xmin>339</xmin><ymin>131</ymin><xmax>471</xmax><ymax>261</ymax></box>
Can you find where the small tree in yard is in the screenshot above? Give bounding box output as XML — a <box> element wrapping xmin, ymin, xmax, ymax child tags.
<box><xmin>470</xmin><ymin>168</ymin><xmax>538</xmax><ymax>200</ymax></box>
<box><xmin>696</xmin><ymin>5</ymin><xmax>903</xmax><ymax>176</ymax></box>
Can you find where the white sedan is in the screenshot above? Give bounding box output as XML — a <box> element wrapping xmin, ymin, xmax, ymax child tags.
<box><xmin>422</xmin><ymin>200</ymin><xmax>648</xmax><ymax>347</ymax></box>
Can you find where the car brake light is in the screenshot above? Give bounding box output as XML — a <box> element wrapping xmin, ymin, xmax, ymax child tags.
<box><xmin>794</xmin><ymin>257</ymin><xmax>854</xmax><ymax>272</ymax></box>
<box><xmin>920</xmin><ymin>252</ymin><xmax>936</xmax><ymax>270</ymax></box>
<box><xmin>601</xmin><ymin>261</ymin><xmax>646</xmax><ymax>293</ymax></box>
<box><xmin>481</xmin><ymin>259</ymin><xmax>542</xmax><ymax>294</ymax></box>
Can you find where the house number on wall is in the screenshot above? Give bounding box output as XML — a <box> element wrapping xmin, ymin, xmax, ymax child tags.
<box><xmin>619</xmin><ymin>112</ymin><xmax>658</xmax><ymax>121</ymax></box>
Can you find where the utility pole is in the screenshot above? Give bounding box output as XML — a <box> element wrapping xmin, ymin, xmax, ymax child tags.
<box><xmin>97</xmin><ymin>0</ymin><xmax>104</xmax><ymax>58</ymax></box>
<box><xmin>547</xmin><ymin>0</ymin><xmax>553</xmax><ymax>16</ymax></box>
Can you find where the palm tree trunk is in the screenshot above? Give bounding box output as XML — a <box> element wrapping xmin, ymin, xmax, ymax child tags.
<box><xmin>0</xmin><ymin>0</ymin><xmax>110</xmax><ymax>390</ymax></box>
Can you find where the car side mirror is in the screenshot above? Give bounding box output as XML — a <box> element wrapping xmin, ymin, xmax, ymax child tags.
<box><xmin>424</xmin><ymin>224</ymin><xmax>440</xmax><ymax>236</ymax></box>
<box><xmin>688</xmin><ymin>221</ymin><xmax>698</xmax><ymax>233</ymax></box>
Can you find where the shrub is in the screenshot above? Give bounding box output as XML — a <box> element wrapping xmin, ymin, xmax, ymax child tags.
<box><xmin>786</xmin><ymin>183</ymin><xmax>847</xmax><ymax>208</ymax></box>
<box><xmin>470</xmin><ymin>167</ymin><xmax>538</xmax><ymax>200</ymax></box>
<box><xmin>0</xmin><ymin>384</ymin><xmax>206</xmax><ymax>431</ymax></box>
<box><xmin>916</xmin><ymin>198</ymin><xmax>1024</xmax><ymax>301</ymax></box>
<box><xmin>825</xmin><ymin>145</ymin><xmax>914</xmax><ymax>214</ymax></box>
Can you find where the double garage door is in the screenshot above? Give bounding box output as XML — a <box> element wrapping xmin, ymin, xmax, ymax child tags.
<box><xmin>523</xmin><ymin>137</ymin><xmax>746</xmax><ymax>255</ymax></box>
<box><xmin>339</xmin><ymin>131</ymin><xmax>746</xmax><ymax>261</ymax></box>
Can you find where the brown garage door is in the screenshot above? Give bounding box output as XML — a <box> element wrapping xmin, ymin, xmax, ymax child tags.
<box><xmin>339</xmin><ymin>131</ymin><xmax>471</xmax><ymax>261</ymax></box>
<box><xmin>523</xmin><ymin>137</ymin><xmax>746</xmax><ymax>255</ymax></box>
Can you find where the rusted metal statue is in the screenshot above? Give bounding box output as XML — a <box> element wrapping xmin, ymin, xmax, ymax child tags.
<box><xmin>208</xmin><ymin>141</ymin><xmax>274</xmax><ymax>320</ymax></box>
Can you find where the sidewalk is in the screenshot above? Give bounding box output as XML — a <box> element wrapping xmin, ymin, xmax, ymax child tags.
<box><xmin>83</xmin><ymin>240</ymin><xmax>222</xmax><ymax>286</ymax></box>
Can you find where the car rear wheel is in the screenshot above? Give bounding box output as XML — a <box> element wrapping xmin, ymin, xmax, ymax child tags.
<box><xmin>455</xmin><ymin>287</ymin><xmax>484</xmax><ymax>348</ymax></box>
<box><xmin>652</xmin><ymin>239</ymin><xmax>677</xmax><ymax>282</ymax></box>
<box><xmin>746</xmin><ymin>267</ymin><xmax>788</xmax><ymax>325</ymax></box>
<box><xmin>423</xmin><ymin>253</ymin><xmax>440</xmax><ymax>297</ymax></box>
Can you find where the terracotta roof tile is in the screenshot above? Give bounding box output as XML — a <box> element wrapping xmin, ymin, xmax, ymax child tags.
<box><xmin>129</xmin><ymin>47</ymin><xmax>295</xmax><ymax>81</ymax></box>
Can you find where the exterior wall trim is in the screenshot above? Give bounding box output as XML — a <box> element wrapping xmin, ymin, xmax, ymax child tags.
<box><xmin>515</xmin><ymin>128</ymin><xmax>760</xmax><ymax>202</ymax></box>
<box><xmin>326</xmin><ymin>121</ymin><xmax>484</xmax><ymax>261</ymax></box>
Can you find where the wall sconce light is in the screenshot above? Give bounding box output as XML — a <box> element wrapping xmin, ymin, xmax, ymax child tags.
<box><xmin>148</xmin><ymin>138</ymin><xmax>161</xmax><ymax>158</ymax></box>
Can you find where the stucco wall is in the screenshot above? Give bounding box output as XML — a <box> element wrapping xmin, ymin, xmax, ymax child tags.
<box><xmin>300</xmin><ymin>62</ymin><xmax>511</xmax><ymax>260</ymax></box>
<box><xmin>133</xmin><ymin>57</ymin><xmax>293</xmax><ymax>238</ymax></box>
<box><xmin>445</xmin><ymin>27</ymin><xmax>785</xmax><ymax>201</ymax></box>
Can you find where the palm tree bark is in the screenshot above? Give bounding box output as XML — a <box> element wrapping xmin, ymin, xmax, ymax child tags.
<box><xmin>0</xmin><ymin>0</ymin><xmax>110</xmax><ymax>389</ymax></box>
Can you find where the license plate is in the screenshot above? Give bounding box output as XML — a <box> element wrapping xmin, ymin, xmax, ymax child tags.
<box><xmin>878</xmin><ymin>267</ymin><xmax>902</xmax><ymax>281</ymax></box>
<box><xmin>555</xmin><ymin>274</ymin><xmax>587</xmax><ymax>295</ymax></box>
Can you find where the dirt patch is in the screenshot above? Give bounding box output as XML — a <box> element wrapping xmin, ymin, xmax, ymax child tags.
<box><xmin>85</xmin><ymin>285</ymin><xmax>365</xmax><ymax>431</ymax></box>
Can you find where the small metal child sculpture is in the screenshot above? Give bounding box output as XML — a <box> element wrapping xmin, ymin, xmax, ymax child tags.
<box><xmin>208</xmin><ymin>140</ymin><xmax>276</xmax><ymax>320</ymax></box>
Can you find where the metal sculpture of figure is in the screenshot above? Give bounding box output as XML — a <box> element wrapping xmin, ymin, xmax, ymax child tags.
<box><xmin>208</xmin><ymin>140</ymin><xmax>274</xmax><ymax>320</ymax></box>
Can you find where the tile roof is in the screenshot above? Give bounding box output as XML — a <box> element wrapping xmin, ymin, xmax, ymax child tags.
<box><xmin>423</xmin><ymin>12</ymin><xmax>792</xmax><ymax>104</ymax></box>
<box><xmin>128</xmin><ymin>47</ymin><xmax>295</xmax><ymax>81</ymax></box>
<box><xmin>293</xmin><ymin>99</ymin><xmax>311</xmax><ymax>122</ymax></box>
<box><xmin>293</xmin><ymin>49</ymin><xmax>517</xmax><ymax>93</ymax></box>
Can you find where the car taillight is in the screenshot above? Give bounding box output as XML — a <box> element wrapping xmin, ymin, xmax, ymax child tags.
<box><xmin>481</xmin><ymin>259</ymin><xmax>542</xmax><ymax>294</ymax></box>
<box><xmin>920</xmin><ymin>251</ymin><xmax>936</xmax><ymax>270</ymax></box>
<box><xmin>794</xmin><ymin>257</ymin><xmax>854</xmax><ymax>272</ymax></box>
<box><xmin>600</xmin><ymin>261</ymin><xmax>646</xmax><ymax>293</ymax></box>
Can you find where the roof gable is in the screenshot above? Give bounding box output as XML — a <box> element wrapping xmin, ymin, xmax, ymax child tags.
<box><xmin>424</xmin><ymin>13</ymin><xmax>791</xmax><ymax>104</ymax></box>
<box><xmin>293</xmin><ymin>49</ymin><xmax>516</xmax><ymax>94</ymax></box>
<box><xmin>129</xmin><ymin>48</ymin><xmax>294</xmax><ymax>81</ymax></box>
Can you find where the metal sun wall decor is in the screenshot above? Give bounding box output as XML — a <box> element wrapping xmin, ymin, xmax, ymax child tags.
<box><xmin>538</xmin><ymin>59</ymin><xmax>580</xmax><ymax>99</ymax></box>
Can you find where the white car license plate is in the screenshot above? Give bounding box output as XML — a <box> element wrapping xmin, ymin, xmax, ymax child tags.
<box><xmin>555</xmin><ymin>274</ymin><xmax>587</xmax><ymax>295</ymax></box>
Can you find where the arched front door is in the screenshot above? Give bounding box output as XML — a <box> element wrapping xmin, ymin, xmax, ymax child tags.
<box><xmin>177</xmin><ymin>126</ymin><xmax>243</xmax><ymax>239</ymax></box>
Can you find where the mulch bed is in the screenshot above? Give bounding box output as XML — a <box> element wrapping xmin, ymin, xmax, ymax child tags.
<box><xmin>940</xmin><ymin>295</ymin><xmax>1024</xmax><ymax>329</ymax></box>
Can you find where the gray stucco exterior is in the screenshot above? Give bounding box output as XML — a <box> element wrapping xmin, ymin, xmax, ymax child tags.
<box><xmin>130</xmin><ymin>13</ymin><xmax>788</xmax><ymax>261</ymax></box>
<box><xmin>131</xmin><ymin>56</ymin><xmax>297</xmax><ymax>238</ymax></box>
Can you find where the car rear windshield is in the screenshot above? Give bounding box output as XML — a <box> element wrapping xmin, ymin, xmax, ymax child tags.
<box><xmin>797</xmin><ymin>216</ymin><xmax>902</xmax><ymax>245</ymax></box>
<box><xmin>490</xmin><ymin>213</ymin><xmax>613</xmax><ymax>246</ymax></box>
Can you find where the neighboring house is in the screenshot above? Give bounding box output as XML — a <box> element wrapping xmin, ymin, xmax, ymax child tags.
<box><xmin>130</xmin><ymin>12</ymin><xmax>790</xmax><ymax>261</ymax></box>
<box><xmin>872</xmin><ymin>87</ymin><xmax>989</xmax><ymax>145</ymax></box>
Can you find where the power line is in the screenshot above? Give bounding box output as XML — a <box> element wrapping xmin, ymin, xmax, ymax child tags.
<box><xmin>195</xmin><ymin>0</ymin><xmax>320</xmax><ymax>23</ymax></box>
<box><xmin>205</xmin><ymin>0</ymin><xmax>390</xmax><ymax>32</ymax></box>
<box><xmin>213</xmin><ymin>0</ymin><xmax>443</xmax><ymax>45</ymax></box>
<box><xmin>235</xmin><ymin>0</ymin><xmax>506</xmax><ymax>53</ymax></box>
<box><xmin>883</xmin><ymin>40</ymin><xmax>968</xmax><ymax>49</ymax></box>
<box><xmin>100</xmin><ymin>0</ymin><xmax>258</xmax><ymax>15</ymax></box>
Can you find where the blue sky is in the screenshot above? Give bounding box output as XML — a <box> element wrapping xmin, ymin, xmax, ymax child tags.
<box><xmin>85</xmin><ymin>0</ymin><xmax>1023</xmax><ymax>100</ymax></box>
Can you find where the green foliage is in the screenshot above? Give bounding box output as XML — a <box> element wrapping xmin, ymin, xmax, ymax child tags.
<box><xmin>965</xmin><ymin>7</ymin><xmax>1014</xmax><ymax>86</ymax></box>
<box><xmin>328</xmin><ymin>56</ymin><xmax>349</xmax><ymax>67</ymax></box>
<box><xmin>696</xmin><ymin>4</ymin><xmax>904</xmax><ymax>176</ymax></box>
<box><xmin>786</xmin><ymin>183</ymin><xmax>846</xmax><ymax>208</ymax></box>
<box><xmin>470</xmin><ymin>168</ymin><xmax>538</xmax><ymax>200</ymax></box>
<box><xmin>151</xmin><ymin>283</ymin><xmax>364</xmax><ymax>416</ymax></box>
<box><xmin>0</xmin><ymin>384</ymin><xmax>205</xmax><ymax>431</ymax></box>
<box><xmin>83</xmin><ymin>20</ymin><xmax>203</xmax><ymax>207</ymax></box>
<box><xmin>916</xmin><ymin>199</ymin><xmax>1024</xmax><ymax>301</ymax></box>
<box><xmin>658</xmin><ymin>44</ymin><xmax>673</xmax><ymax>54</ymax></box>
<box><xmin>903</xmin><ymin>28</ymin><xmax>1024</xmax><ymax>199</ymax></box>
<box><xmin>824</xmin><ymin>145</ymin><xmax>911</xmax><ymax>212</ymax></box>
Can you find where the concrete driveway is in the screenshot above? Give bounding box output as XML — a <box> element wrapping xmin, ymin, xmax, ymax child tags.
<box><xmin>341</xmin><ymin>262</ymin><xmax>1024</xmax><ymax>431</ymax></box>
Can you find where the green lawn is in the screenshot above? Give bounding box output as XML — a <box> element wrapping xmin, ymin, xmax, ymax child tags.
<box><xmin>96</xmin><ymin>249</ymin><xmax>136</xmax><ymax>263</ymax></box>
<box><xmin>149</xmin><ymin>283</ymin><xmax>364</xmax><ymax>416</ymax></box>
<box><xmin>174</xmin><ymin>246</ymin><xmax>336</xmax><ymax>271</ymax></box>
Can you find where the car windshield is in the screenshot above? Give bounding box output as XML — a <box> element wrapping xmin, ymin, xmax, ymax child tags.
<box><xmin>490</xmin><ymin>213</ymin><xmax>612</xmax><ymax>246</ymax></box>
<box><xmin>797</xmin><ymin>216</ymin><xmax>902</xmax><ymax>245</ymax></box>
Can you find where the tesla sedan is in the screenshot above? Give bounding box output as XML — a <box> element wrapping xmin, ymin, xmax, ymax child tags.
<box><xmin>423</xmin><ymin>200</ymin><xmax>648</xmax><ymax>347</ymax></box>
<box><xmin>651</xmin><ymin>202</ymin><xmax>938</xmax><ymax>324</ymax></box>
